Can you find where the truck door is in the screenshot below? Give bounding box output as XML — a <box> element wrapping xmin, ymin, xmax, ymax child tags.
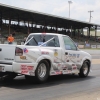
<box><xmin>45</xmin><ymin>35</ymin><xmax>62</xmax><ymax>63</ymax></box>
<box><xmin>41</xmin><ymin>35</ymin><xmax>62</xmax><ymax>64</ymax></box>
<box><xmin>41</xmin><ymin>35</ymin><xmax>62</xmax><ymax>74</ymax></box>
<box><xmin>62</xmin><ymin>36</ymin><xmax>82</xmax><ymax>73</ymax></box>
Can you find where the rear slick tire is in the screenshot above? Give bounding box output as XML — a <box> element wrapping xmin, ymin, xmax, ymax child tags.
<box><xmin>25</xmin><ymin>60</ymin><xmax>50</xmax><ymax>83</ymax></box>
<box><xmin>35</xmin><ymin>60</ymin><xmax>50</xmax><ymax>83</ymax></box>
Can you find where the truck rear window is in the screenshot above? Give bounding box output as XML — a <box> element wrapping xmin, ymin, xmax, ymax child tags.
<box><xmin>26</xmin><ymin>34</ymin><xmax>60</xmax><ymax>47</ymax></box>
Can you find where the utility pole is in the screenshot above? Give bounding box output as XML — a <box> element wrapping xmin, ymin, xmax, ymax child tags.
<box><xmin>68</xmin><ymin>1</ymin><xmax>72</xmax><ymax>18</ymax></box>
<box><xmin>88</xmin><ymin>10</ymin><xmax>94</xmax><ymax>22</ymax></box>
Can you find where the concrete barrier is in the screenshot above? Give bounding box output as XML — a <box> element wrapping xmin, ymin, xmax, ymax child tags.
<box><xmin>80</xmin><ymin>49</ymin><xmax>100</xmax><ymax>55</ymax></box>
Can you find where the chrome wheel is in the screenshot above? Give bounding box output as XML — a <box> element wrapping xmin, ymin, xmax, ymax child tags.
<box><xmin>25</xmin><ymin>60</ymin><xmax>49</xmax><ymax>83</ymax></box>
<box><xmin>83</xmin><ymin>64</ymin><xmax>88</xmax><ymax>75</ymax></box>
<box><xmin>38</xmin><ymin>63</ymin><xmax>47</xmax><ymax>78</ymax></box>
<box><xmin>35</xmin><ymin>60</ymin><xmax>49</xmax><ymax>83</ymax></box>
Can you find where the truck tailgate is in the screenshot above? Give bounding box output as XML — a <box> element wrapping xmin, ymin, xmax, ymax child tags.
<box><xmin>0</xmin><ymin>44</ymin><xmax>16</xmax><ymax>62</ymax></box>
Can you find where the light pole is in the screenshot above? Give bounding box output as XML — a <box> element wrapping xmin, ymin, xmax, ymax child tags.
<box><xmin>88</xmin><ymin>10</ymin><xmax>94</xmax><ymax>22</ymax></box>
<box><xmin>68</xmin><ymin>1</ymin><xmax>72</xmax><ymax>18</ymax></box>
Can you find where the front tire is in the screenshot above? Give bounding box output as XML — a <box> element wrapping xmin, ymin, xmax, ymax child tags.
<box><xmin>79</xmin><ymin>61</ymin><xmax>90</xmax><ymax>78</ymax></box>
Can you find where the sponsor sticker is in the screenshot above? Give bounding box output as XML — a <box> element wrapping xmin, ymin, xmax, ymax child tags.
<box><xmin>50</xmin><ymin>71</ymin><xmax>56</xmax><ymax>75</ymax></box>
<box><xmin>54</xmin><ymin>49</ymin><xmax>58</xmax><ymax>57</ymax></box>
<box><xmin>21</xmin><ymin>70</ymin><xmax>28</xmax><ymax>74</ymax></box>
<box><xmin>62</xmin><ymin>70</ymin><xmax>68</xmax><ymax>74</ymax></box>
<box><xmin>27</xmin><ymin>66</ymin><xmax>33</xmax><ymax>70</ymax></box>
<box><xmin>54</xmin><ymin>52</ymin><xmax>58</xmax><ymax>57</ymax></box>
<box><xmin>69</xmin><ymin>53</ymin><xmax>80</xmax><ymax>59</ymax></box>
<box><xmin>21</xmin><ymin>65</ymin><xmax>34</xmax><ymax>74</ymax></box>
<box><xmin>20</xmin><ymin>56</ymin><xmax>26</xmax><ymax>60</ymax></box>
<box><xmin>72</xmin><ymin>64</ymin><xmax>77</xmax><ymax>70</ymax></box>
<box><xmin>21</xmin><ymin>65</ymin><xmax>27</xmax><ymax>68</ymax></box>
<box><xmin>56</xmin><ymin>71</ymin><xmax>62</xmax><ymax>75</ymax></box>
<box><xmin>23</xmin><ymin>48</ymin><xmax>28</xmax><ymax>53</ymax></box>
<box><xmin>41</xmin><ymin>51</ymin><xmax>49</xmax><ymax>55</ymax></box>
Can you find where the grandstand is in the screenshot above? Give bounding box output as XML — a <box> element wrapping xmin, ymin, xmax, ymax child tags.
<box><xmin>0</xmin><ymin>23</ymin><xmax>100</xmax><ymax>46</ymax></box>
<box><xmin>0</xmin><ymin>3</ymin><xmax>100</xmax><ymax>47</ymax></box>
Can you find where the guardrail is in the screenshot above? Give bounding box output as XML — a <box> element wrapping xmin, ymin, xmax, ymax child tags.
<box><xmin>78</xmin><ymin>44</ymin><xmax>100</xmax><ymax>49</ymax></box>
<box><xmin>0</xmin><ymin>38</ymin><xmax>24</xmax><ymax>45</ymax></box>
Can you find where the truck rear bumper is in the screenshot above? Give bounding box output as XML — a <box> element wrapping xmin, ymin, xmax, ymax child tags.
<box><xmin>0</xmin><ymin>62</ymin><xmax>38</xmax><ymax>76</ymax></box>
<box><xmin>0</xmin><ymin>64</ymin><xmax>12</xmax><ymax>72</ymax></box>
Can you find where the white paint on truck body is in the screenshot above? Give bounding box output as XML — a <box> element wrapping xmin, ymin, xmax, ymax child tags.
<box><xmin>0</xmin><ymin>33</ymin><xmax>92</xmax><ymax>76</ymax></box>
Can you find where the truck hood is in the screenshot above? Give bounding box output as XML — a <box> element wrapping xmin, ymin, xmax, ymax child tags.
<box><xmin>79</xmin><ymin>50</ymin><xmax>92</xmax><ymax>59</ymax></box>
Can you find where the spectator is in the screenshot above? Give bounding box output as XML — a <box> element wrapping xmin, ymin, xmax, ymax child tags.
<box><xmin>24</xmin><ymin>37</ymin><xmax>27</xmax><ymax>43</ymax></box>
<box><xmin>7</xmin><ymin>34</ymin><xmax>14</xmax><ymax>44</ymax></box>
<box><xmin>85</xmin><ymin>41</ymin><xmax>87</xmax><ymax>44</ymax></box>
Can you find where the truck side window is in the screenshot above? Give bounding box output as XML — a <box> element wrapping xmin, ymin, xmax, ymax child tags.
<box><xmin>63</xmin><ymin>36</ymin><xmax>77</xmax><ymax>50</ymax></box>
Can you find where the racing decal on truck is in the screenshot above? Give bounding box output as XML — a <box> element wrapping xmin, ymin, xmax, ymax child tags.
<box><xmin>72</xmin><ymin>64</ymin><xmax>77</xmax><ymax>70</ymax></box>
<box><xmin>23</xmin><ymin>48</ymin><xmax>28</xmax><ymax>53</ymax></box>
<box><xmin>5</xmin><ymin>58</ymin><xmax>14</xmax><ymax>60</ymax></box>
<box><xmin>62</xmin><ymin>64</ymin><xmax>68</xmax><ymax>70</ymax></box>
<box><xmin>41</xmin><ymin>51</ymin><xmax>49</xmax><ymax>55</ymax></box>
<box><xmin>55</xmin><ymin>71</ymin><xmax>62</xmax><ymax>75</ymax></box>
<box><xmin>20</xmin><ymin>56</ymin><xmax>26</xmax><ymax>60</ymax></box>
<box><xmin>21</xmin><ymin>65</ymin><xmax>34</xmax><ymax>74</ymax></box>
<box><xmin>69</xmin><ymin>53</ymin><xmax>80</xmax><ymax>59</ymax></box>
<box><xmin>65</xmin><ymin>53</ymin><xmax>80</xmax><ymax>63</ymax></box>
<box><xmin>50</xmin><ymin>71</ymin><xmax>62</xmax><ymax>75</ymax></box>
<box><xmin>54</xmin><ymin>49</ymin><xmax>58</xmax><ymax>57</ymax></box>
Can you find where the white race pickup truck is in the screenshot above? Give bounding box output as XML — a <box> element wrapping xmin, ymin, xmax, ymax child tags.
<box><xmin>0</xmin><ymin>33</ymin><xmax>92</xmax><ymax>83</ymax></box>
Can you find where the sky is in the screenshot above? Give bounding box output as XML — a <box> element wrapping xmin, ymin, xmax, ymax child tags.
<box><xmin>0</xmin><ymin>0</ymin><xmax>100</xmax><ymax>25</ymax></box>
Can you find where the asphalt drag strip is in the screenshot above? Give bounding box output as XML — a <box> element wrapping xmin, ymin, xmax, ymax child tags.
<box><xmin>0</xmin><ymin>57</ymin><xmax>99</xmax><ymax>100</ymax></box>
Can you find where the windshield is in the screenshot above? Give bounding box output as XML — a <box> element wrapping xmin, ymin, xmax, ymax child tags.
<box><xmin>25</xmin><ymin>34</ymin><xmax>60</xmax><ymax>47</ymax></box>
